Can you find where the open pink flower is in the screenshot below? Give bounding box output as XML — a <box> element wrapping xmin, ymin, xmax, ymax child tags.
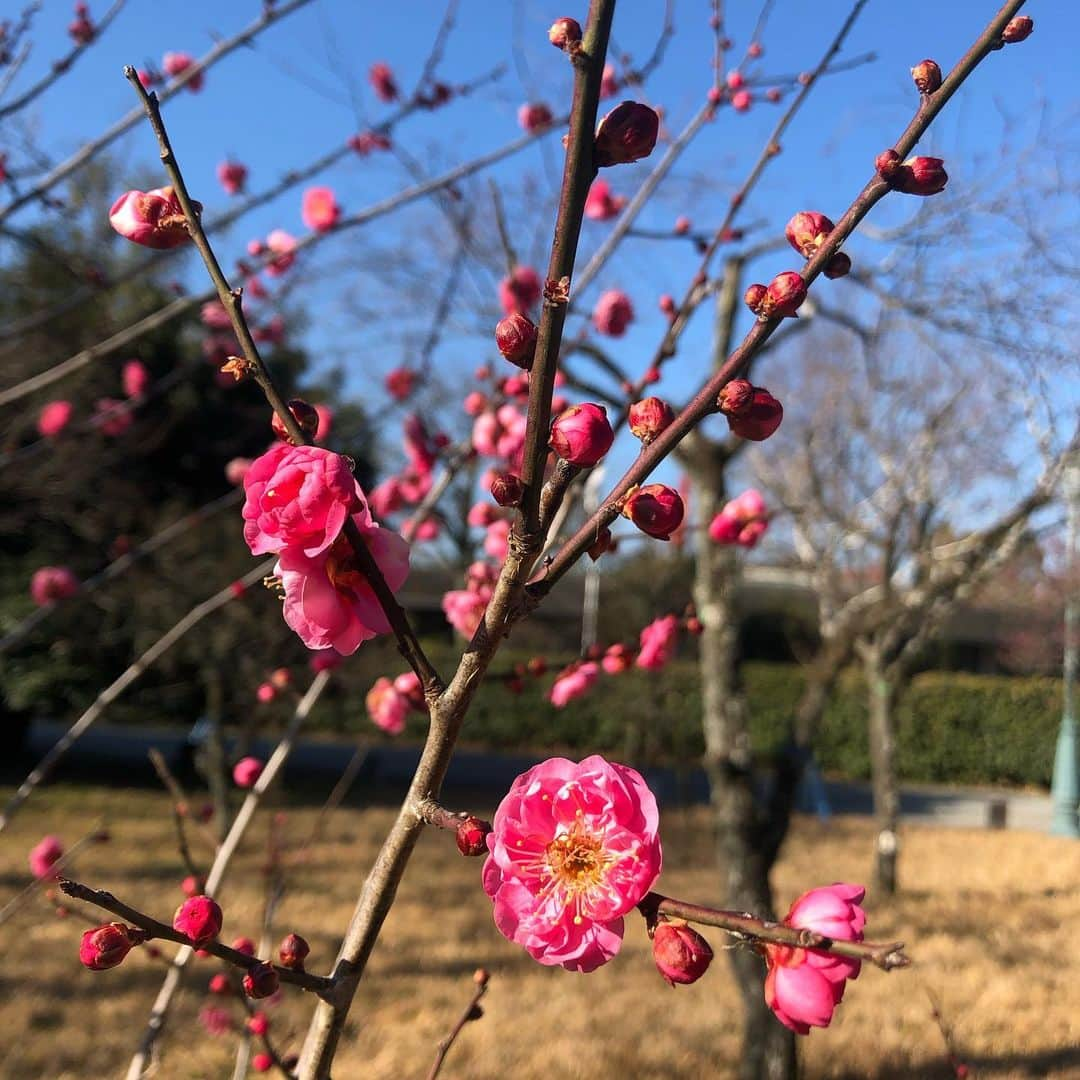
<box><xmin>442</xmin><ymin>587</ymin><xmax>490</xmax><ymax>639</ymax></box>
<box><xmin>636</xmin><ymin>614</ymin><xmax>679</xmax><ymax>671</ymax></box>
<box><xmin>29</xmin><ymin>835</ymin><xmax>64</xmax><ymax>879</ymax></box>
<box><xmin>709</xmin><ymin>488</ymin><xmax>770</xmax><ymax>549</ymax></box>
<box><xmin>301</xmin><ymin>187</ymin><xmax>341</xmax><ymax>232</ymax></box>
<box><xmin>548</xmin><ymin>661</ymin><xmax>599</xmax><ymax>707</ymax></box>
<box><xmin>242</xmin><ymin>443</ymin><xmax>360</xmax><ymax>558</ymax></box>
<box><xmin>483</xmin><ymin>755</ymin><xmax>663</xmax><ymax>972</ymax></box>
<box><xmin>30</xmin><ymin>567</ymin><xmax>79</xmax><ymax>607</ymax></box>
<box><xmin>38</xmin><ymin>400</ymin><xmax>73</xmax><ymax>438</ymax></box>
<box><xmin>765</xmin><ymin>884</ymin><xmax>866</xmax><ymax>1035</ymax></box>
<box><xmin>276</xmin><ymin>518</ymin><xmax>410</xmax><ymax>654</ymax></box>
<box><xmin>366</xmin><ymin>677</ymin><xmax>409</xmax><ymax>735</ymax></box>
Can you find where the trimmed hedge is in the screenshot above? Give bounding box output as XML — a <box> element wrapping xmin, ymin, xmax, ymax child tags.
<box><xmin>415</xmin><ymin>660</ymin><xmax>1060</xmax><ymax>788</ymax></box>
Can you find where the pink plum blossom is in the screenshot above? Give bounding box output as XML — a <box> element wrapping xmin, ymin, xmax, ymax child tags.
<box><xmin>518</xmin><ymin>103</ymin><xmax>554</xmax><ymax>133</ymax></box>
<box><xmin>29</xmin><ymin>835</ymin><xmax>64</xmax><ymax>879</ymax></box>
<box><xmin>225</xmin><ymin>458</ymin><xmax>252</xmax><ymax>486</ymax></box>
<box><xmin>442</xmin><ymin>588</ymin><xmax>490</xmax><ymax>639</ymax></box>
<box><xmin>275</xmin><ymin>517</ymin><xmax>411</xmax><ymax>654</ymax></box>
<box><xmin>122</xmin><ymin>359</ymin><xmax>150</xmax><ymax>399</ymax></box>
<box><xmin>162</xmin><ymin>51</ymin><xmax>204</xmax><ymax>91</ymax></box>
<box><xmin>765</xmin><ymin>884</ymin><xmax>867</xmax><ymax>1035</ymax></box>
<box><xmin>482</xmin><ymin>755</ymin><xmax>663</xmax><ymax>971</ymax></box>
<box><xmin>601</xmin><ymin>643</ymin><xmax>635</xmax><ymax>674</ymax></box>
<box><xmin>232</xmin><ymin>757</ymin><xmax>264</xmax><ymax>788</ymax></box>
<box><xmin>636</xmin><ymin>614</ymin><xmax>679</xmax><ymax>671</ymax></box>
<box><xmin>385</xmin><ymin>367</ymin><xmax>417</xmax><ymax>401</ymax></box>
<box><xmin>412</xmin><ymin>517</ymin><xmax>440</xmax><ymax>541</ymax></box>
<box><xmin>498</xmin><ymin>266</ymin><xmax>542</xmax><ymax>316</ymax></box>
<box><xmin>484</xmin><ymin>519</ymin><xmax>511</xmax><ymax>561</ymax></box>
<box><xmin>368</xmin><ymin>62</ymin><xmax>398</xmax><ymax>103</ymax></box>
<box><xmin>37</xmin><ymin>400</ymin><xmax>73</xmax><ymax>438</ymax></box>
<box><xmin>593</xmin><ymin>289</ymin><xmax>634</xmax><ymax>337</ymax></box>
<box><xmin>301</xmin><ymin>187</ymin><xmax>341</xmax><ymax>232</ymax></box>
<box><xmin>265</xmin><ymin>230</ymin><xmax>298</xmax><ymax>277</ymax></box>
<box><xmin>109</xmin><ymin>187</ymin><xmax>192</xmax><ymax>249</ymax></box>
<box><xmin>242</xmin><ymin>443</ymin><xmax>360</xmax><ymax>558</ymax></box>
<box><xmin>584</xmin><ymin>180</ymin><xmax>627</xmax><ymax>221</ymax></box>
<box><xmin>369</xmin><ymin>477</ymin><xmax>404</xmax><ymax>519</ymax></box>
<box><xmin>393</xmin><ymin>671</ymin><xmax>424</xmax><ymax>710</ymax></box>
<box><xmin>365</xmin><ymin>677</ymin><xmax>408</xmax><ymax>735</ymax></box>
<box><xmin>548</xmin><ymin>661</ymin><xmax>600</xmax><ymax>707</ymax></box>
<box><xmin>463</xmin><ymin>391</ymin><xmax>487</xmax><ymax>416</ymax></box>
<box><xmin>30</xmin><ymin>566</ymin><xmax>80</xmax><ymax>607</ymax></box>
<box><xmin>216</xmin><ymin>160</ymin><xmax>248</xmax><ymax>196</ymax></box>
<box><xmin>200</xmin><ymin>300</ymin><xmax>232</xmax><ymax>330</ymax></box>
<box><xmin>93</xmin><ymin>398</ymin><xmax>132</xmax><ymax>437</ymax></box>
<box><xmin>708</xmin><ymin>488</ymin><xmax>769</xmax><ymax>548</ymax></box>
<box><xmin>599</xmin><ymin>63</ymin><xmax>618</xmax><ymax>99</ymax></box>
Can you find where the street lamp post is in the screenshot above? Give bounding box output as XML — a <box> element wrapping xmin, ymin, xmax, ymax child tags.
<box><xmin>1050</xmin><ymin>463</ymin><xmax>1079</xmax><ymax>837</ymax></box>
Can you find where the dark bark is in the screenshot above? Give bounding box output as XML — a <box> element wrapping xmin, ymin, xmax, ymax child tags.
<box><xmin>693</xmin><ymin>465</ymin><xmax>797</xmax><ymax>1080</ymax></box>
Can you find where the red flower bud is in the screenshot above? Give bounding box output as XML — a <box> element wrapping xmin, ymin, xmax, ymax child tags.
<box><xmin>765</xmin><ymin>271</ymin><xmax>806</xmax><ymax>318</ymax></box>
<box><xmin>252</xmin><ymin>1053</ymin><xmax>273</xmax><ymax>1074</ymax></box>
<box><xmin>743</xmin><ymin>283</ymin><xmax>768</xmax><ymax>315</ymax></box>
<box><xmin>594</xmin><ymin>102</ymin><xmax>660</xmax><ymax>167</ymax></box>
<box><xmin>686</xmin><ymin>616</ymin><xmax>703</xmax><ymax>635</ymax></box>
<box><xmin>875</xmin><ymin>149</ymin><xmax>901</xmax><ymax>181</ymax></box>
<box><xmin>1001</xmin><ymin>15</ymin><xmax>1033</xmax><ymax>43</ymax></box>
<box><xmin>456</xmin><ymin>815</ymin><xmax>493</xmax><ymax>857</ymax></box>
<box><xmin>527</xmin><ymin>656</ymin><xmax>547</xmax><ymax>677</ymax></box>
<box><xmin>824</xmin><ymin>252</ymin><xmax>851</xmax><ymax>279</ymax></box>
<box><xmin>247</xmin><ymin>1012</ymin><xmax>270</xmax><ymax>1036</ymax></box>
<box><xmin>368</xmin><ymin>62</ymin><xmax>398</xmax><ymax>103</ymax></box>
<box><xmin>489</xmin><ymin>472</ymin><xmax>523</xmax><ymax>507</ymax></box>
<box><xmin>231</xmin><ymin>936</ymin><xmax>257</xmax><ymax>957</ymax></box>
<box><xmin>893</xmin><ymin>156</ymin><xmax>948</xmax><ymax>196</ymax></box>
<box><xmin>270</xmin><ymin>399</ymin><xmax>320</xmax><ymax>444</ymax></box>
<box><xmin>242</xmin><ymin>961</ymin><xmax>280</xmax><ymax>1000</ymax></box>
<box><xmin>659</xmin><ymin>294</ymin><xmax>677</xmax><ymax>318</ymax></box>
<box><xmin>652</xmin><ymin>919</ymin><xmax>714</xmax><ymax>986</ymax></box>
<box><xmin>173</xmin><ymin>895</ymin><xmax>223</xmax><ymax>946</ymax></box>
<box><xmin>279</xmin><ymin>932</ymin><xmax>310</xmax><ymax>970</ymax></box>
<box><xmin>628</xmin><ymin>397</ymin><xmax>674</xmax><ymax>445</ymax></box>
<box><xmin>910</xmin><ymin>59</ymin><xmax>942</xmax><ymax>94</ymax></box>
<box><xmin>79</xmin><ymin>923</ymin><xmax>138</xmax><ymax>971</ymax></box>
<box><xmin>587</xmin><ymin>526</ymin><xmax>613</xmax><ymax>561</ymax></box>
<box><xmin>181</xmin><ymin>874</ymin><xmax>205</xmax><ymax>897</ymax></box>
<box><xmin>784</xmin><ymin>211</ymin><xmax>834</xmax><ymax>258</ymax></box>
<box><xmin>495</xmin><ymin>312</ymin><xmax>537</xmax><ymax>370</ymax></box>
<box><xmin>108</xmin><ymin>187</ymin><xmax>196</xmax><ymax>249</ymax></box>
<box><xmin>717</xmin><ymin>378</ymin><xmax>755</xmax><ymax>417</ymax></box>
<box><xmin>549</xmin><ymin>403</ymin><xmax>614</xmax><ymax>466</ymax></box>
<box><xmin>726</xmin><ymin>386</ymin><xmax>783</xmax><ymax>441</ymax></box>
<box><xmin>209</xmin><ymin>972</ymin><xmax>231</xmax><ymax>995</ymax></box>
<box><xmin>622</xmin><ymin>484</ymin><xmax>684</xmax><ymax>541</ymax></box>
<box><xmin>548</xmin><ymin>17</ymin><xmax>582</xmax><ymax>50</ymax></box>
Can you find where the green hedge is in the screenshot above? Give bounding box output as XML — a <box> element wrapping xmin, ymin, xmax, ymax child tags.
<box><xmin>415</xmin><ymin>660</ymin><xmax>1060</xmax><ymax>788</ymax></box>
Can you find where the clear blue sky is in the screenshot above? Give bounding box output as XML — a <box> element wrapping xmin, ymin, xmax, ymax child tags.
<box><xmin>4</xmin><ymin>0</ymin><xmax>1076</xmax><ymax>530</ymax></box>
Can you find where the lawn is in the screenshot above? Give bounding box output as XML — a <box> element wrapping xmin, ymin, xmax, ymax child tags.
<box><xmin>1</xmin><ymin>782</ymin><xmax>1077</xmax><ymax>1079</ymax></box>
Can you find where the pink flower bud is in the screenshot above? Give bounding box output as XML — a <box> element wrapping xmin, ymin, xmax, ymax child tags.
<box><xmin>247</xmin><ymin>1012</ymin><xmax>270</xmax><ymax>1036</ymax></box>
<box><xmin>368</xmin><ymin>62</ymin><xmax>398</xmax><ymax>103</ymax></box>
<box><xmin>256</xmin><ymin>682</ymin><xmax>275</xmax><ymax>704</ymax></box>
<box><xmin>652</xmin><ymin>919</ymin><xmax>714</xmax><ymax>986</ymax></box>
<box><xmin>231</xmin><ymin>936</ymin><xmax>257</xmax><ymax>957</ymax></box>
<box><xmin>242</xmin><ymin>962</ymin><xmax>279</xmax><ymax>1000</ymax></box>
<box><xmin>490</xmin><ymin>472</ymin><xmax>523</xmax><ymax>507</ymax></box>
<box><xmin>80</xmin><ymin>923</ymin><xmax>138</xmax><ymax>971</ymax></box>
<box><xmin>495</xmin><ymin>312</ymin><xmax>537</xmax><ymax>369</ymax></box>
<box><xmin>622</xmin><ymin>483</ymin><xmax>684</xmax><ymax>540</ymax></box>
<box><xmin>824</xmin><ymin>252</ymin><xmax>851</xmax><ymax>279</ymax></box>
<box><xmin>232</xmin><ymin>757</ymin><xmax>263</xmax><ymax>789</ymax></box>
<box><xmin>717</xmin><ymin>378</ymin><xmax>754</xmax><ymax>417</ymax></box>
<box><xmin>499</xmin><ymin>265</ymin><xmax>542</xmax><ymax>315</ymax></box>
<box><xmin>875</xmin><ymin>149</ymin><xmax>901</xmax><ymax>181</ymax></box>
<box><xmin>270</xmin><ymin>398</ymin><xmax>320</xmax><ymax>444</ymax></box>
<box><xmin>173</xmin><ymin>895</ymin><xmax>223</xmax><ymax>946</ymax></box>
<box><xmin>385</xmin><ymin>366</ymin><xmax>417</xmax><ymax>401</ymax></box>
<box><xmin>600</xmin><ymin>63</ymin><xmax>618</xmax><ymax>99</ymax></box>
<box><xmin>726</xmin><ymin>71</ymin><xmax>744</xmax><ymax>90</ymax></box>
<box><xmin>456</xmin><ymin>815</ymin><xmax>493</xmax><ymax>856</ymax></box>
<box><xmin>726</xmin><ymin>386</ymin><xmax>783</xmax><ymax>441</ymax></box>
<box><xmin>1001</xmin><ymin>15</ymin><xmax>1033</xmax><ymax>43</ymax></box>
<box><xmin>785</xmin><ymin>211</ymin><xmax>835</xmax><ymax>258</ymax></box>
<box><xmin>29</xmin><ymin>835</ymin><xmax>64</xmax><ymax>879</ymax></box>
<box><xmin>162</xmin><ymin>51</ymin><xmax>203</xmax><ymax>91</ymax></box>
<box><xmin>765</xmin><ymin>271</ymin><xmax>807</xmax><ymax>318</ymax></box>
<box><xmin>216</xmin><ymin>160</ymin><xmax>248</xmax><ymax>196</ymax></box>
<box><xmin>301</xmin><ymin>186</ymin><xmax>340</xmax><ymax>232</ymax></box>
<box><xmin>181</xmin><ymin>874</ymin><xmax>205</xmax><ymax>897</ymax></box>
<box><xmin>910</xmin><ymin>59</ymin><xmax>942</xmax><ymax>94</ymax></box>
<box><xmin>628</xmin><ymin>397</ymin><xmax>674</xmax><ymax>445</ymax></box>
<box><xmin>208</xmin><ymin>972</ymin><xmax>231</xmax><ymax>995</ymax></box>
<box><xmin>893</xmin><ymin>156</ymin><xmax>948</xmax><ymax>196</ymax></box>
<box><xmin>594</xmin><ymin>102</ymin><xmax>660</xmax><ymax>167</ymax></box>
<box><xmin>593</xmin><ymin>289</ymin><xmax>634</xmax><ymax>336</ymax></box>
<box><xmin>122</xmin><ymin>359</ymin><xmax>150</xmax><ymax>399</ymax></box>
<box><xmin>37</xmin><ymin>400</ymin><xmax>73</xmax><ymax>438</ymax></box>
<box><xmin>252</xmin><ymin>1053</ymin><xmax>273</xmax><ymax>1073</ymax></box>
<box><xmin>549</xmin><ymin>403</ymin><xmax>614</xmax><ymax>466</ymax></box>
<box><xmin>279</xmin><ymin>932</ymin><xmax>310</xmax><ymax>970</ymax></box>
<box><xmin>30</xmin><ymin>567</ymin><xmax>79</xmax><ymax>607</ymax></box>
<box><xmin>659</xmin><ymin>294</ymin><xmax>676</xmax><ymax>318</ymax></box>
<box><xmin>584</xmin><ymin>179</ymin><xmax>626</xmax><ymax>221</ymax></box>
<box><xmin>518</xmin><ymin>102</ymin><xmax>554</xmax><ymax>133</ymax></box>
<box><xmin>109</xmin><ymin>187</ymin><xmax>194</xmax><ymax>249</ymax></box>
<box><xmin>731</xmin><ymin>90</ymin><xmax>752</xmax><ymax>112</ymax></box>
<box><xmin>743</xmin><ymin>283</ymin><xmax>768</xmax><ymax>315</ymax></box>
<box><xmin>548</xmin><ymin>17</ymin><xmax>582</xmax><ymax>50</ymax></box>
<box><xmin>749</xmin><ymin>41</ymin><xmax>763</xmax><ymax>58</ymax></box>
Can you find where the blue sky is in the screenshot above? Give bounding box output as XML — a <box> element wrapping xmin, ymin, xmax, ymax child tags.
<box><xmin>3</xmin><ymin>0</ymin><xmax>1076</xmax><ymax>542</ymax></box>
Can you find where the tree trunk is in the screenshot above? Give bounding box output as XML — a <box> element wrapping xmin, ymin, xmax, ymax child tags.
<box><xmin>864</xmin><ymin>647</ymin><xmax>900</xmax><ymax>895</ymax></box>
<box><xmin>694</xmin><ymin>474</ymin><xmax>797</xmax><ymax>1080</ymax></box>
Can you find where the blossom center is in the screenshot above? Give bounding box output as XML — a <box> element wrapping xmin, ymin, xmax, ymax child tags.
<box><xmin>544</xmin><ymin>822</ymin><xmax>609</xmax><ymax>898</ymax></box>
<box><xmin>325</xmin><ymin>536</ymin><xmax>365</xmax><ymax>592</ymax></box>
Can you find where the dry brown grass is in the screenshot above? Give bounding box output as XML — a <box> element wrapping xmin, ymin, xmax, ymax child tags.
<box><xmin>1</xmin><ymin>782</ymin><xmax>1077</xmax><ymax>1080</ymax></box>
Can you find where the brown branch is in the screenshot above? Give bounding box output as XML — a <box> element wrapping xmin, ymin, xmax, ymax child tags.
<box><xmin>426</xmin><ymin>972</ymin><xmax>489</xmax><ymax>1080</ymax></box>
<box><xmin>58</xmin><ymin>878</ymin><xmax>334</xmax><ymax>995</ymax></box>
<box><xmin>0</xmin><ymin>559</ymin><xmax>273</xmax><ymax>835</ymax></box>
<box><xmin>148</xmin><ymin>748</ymin><xmax>217</xmax><ymax>859</ymax></box>
<box><xmin>638</xmin><ymin>893</ymin><xmax>910</xmax><ymax>972</ymax></box>
<box><xmin>531</xmin><ymin>0</ymin><xmax>1029</xmax><ymax>600</ymax></box>
<box><xmin>124</xmin><ymin>67</ymin><xmax>444</xmax><ymax>699</ymax></box>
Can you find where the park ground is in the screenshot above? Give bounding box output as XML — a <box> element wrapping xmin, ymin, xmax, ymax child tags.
<box><xmin>1</xmin><ymin>783</ymin><xmax>1078</xmax><ymax>1079</ymax></box>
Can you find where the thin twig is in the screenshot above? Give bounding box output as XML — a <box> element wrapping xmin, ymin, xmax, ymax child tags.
<box><xmin>426</xmin><ymin>973</ymin><xmax>489</xmax><ymax>1080</ymax></box>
